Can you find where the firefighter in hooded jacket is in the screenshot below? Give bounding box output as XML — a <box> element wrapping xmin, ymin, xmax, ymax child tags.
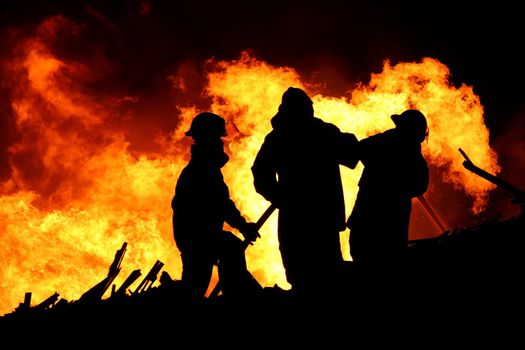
<box><xmin>251</xmin><ymin>87</ymin><xmax>359</xmax><ymax>296</ymax></box>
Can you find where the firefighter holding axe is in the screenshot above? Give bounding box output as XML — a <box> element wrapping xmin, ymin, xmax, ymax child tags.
<box><xmin>171</xmin><ymin>112</ymin><xmax>261</xmax><ymax>300</ymax></box>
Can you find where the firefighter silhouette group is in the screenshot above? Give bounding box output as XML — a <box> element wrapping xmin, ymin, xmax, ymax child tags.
<box><xmin>171</xmin><ymin>87</ymin><xmax>429</xmax><ymax>301</ymax></box>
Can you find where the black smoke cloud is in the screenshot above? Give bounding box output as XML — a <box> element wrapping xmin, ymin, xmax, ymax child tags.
<box><xmin>1</xmin><ymin>0</ymin><xmax>524</xmax><ymax>217</ymax></box>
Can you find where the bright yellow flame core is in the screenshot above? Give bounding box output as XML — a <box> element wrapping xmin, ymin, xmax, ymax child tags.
<box><xmin>0</xmin><ymin>28</ymin><xmax>498</xmax><ymax>315</ymax></box>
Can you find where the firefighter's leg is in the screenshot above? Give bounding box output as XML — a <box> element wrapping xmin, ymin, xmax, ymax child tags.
<box><xmin>217</xmin><ymin>231</ymin><xmax>262</xmax><ymax>299</ymax></box>
<box><xmin>180</xmin><ymin>247</ymin><xmax>215</xmax><ymax>299</ymax></box>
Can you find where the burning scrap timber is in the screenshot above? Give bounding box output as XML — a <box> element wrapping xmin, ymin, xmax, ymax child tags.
<box><xmin>1</xmin><ymin>154</ymin><xmax>524</xmax><ymax>325</ymax></box>
<box><xmin>0</xmin><ymin>241</ymin><xmax>190</xmax><ymax>324</ymax></box>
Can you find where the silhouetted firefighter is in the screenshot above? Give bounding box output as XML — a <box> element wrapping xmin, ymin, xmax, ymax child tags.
<box><xmin>171</xmin><ymin>112</ymin><xmax>261</xmax><ymax>301</ymax></box>
<box><xmin>252</xmin><ymin>87</ymin><xmax>359</xmax><ymax>298</ymax></box>
<box><xmin>347</xmin><ymin>109</ymin><xmax>429</xmax><ymax>268</ymax></box>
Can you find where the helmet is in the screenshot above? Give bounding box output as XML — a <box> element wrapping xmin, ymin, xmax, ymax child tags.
<box><xmin>185</xmin><ymin>112</ymin><xmax>226</xmax><ymax>139</ymax></box>
<box><xmin>391</xmin><ymin>109</ymin><xmax>428</xmax><ymax>140</ymax></box>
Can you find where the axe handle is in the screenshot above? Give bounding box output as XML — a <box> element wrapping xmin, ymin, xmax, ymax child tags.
<box><xmin>417</xmin><ymin>195</ymin><xmax>448</xmax><ymax>233</ymax></box>
<box><xmin>255</xmin><ymin>203</ymin><xmax>278</xmax><ymax>230</ymax></box>
<box><xmin>208</xmin><ymin>203</ymin><xmax>277</xmax><ymax>298</ymax></box>
<box><xmin>241</xmin><ymin>203</ymin><xmax>277</xmax><ymax>249</ymax></box>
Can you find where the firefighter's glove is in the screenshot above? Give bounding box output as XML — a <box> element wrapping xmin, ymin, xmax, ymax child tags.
<box><xmin>241</xmin><ymin>222</ymin><xmax>261</xmax><ymax>244</ymax></box>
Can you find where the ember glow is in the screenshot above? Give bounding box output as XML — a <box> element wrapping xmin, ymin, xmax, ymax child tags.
<box><xmin>0</xmin><ymin>17</ymin><xmax>498</xmax><ymax>316</ymax></box>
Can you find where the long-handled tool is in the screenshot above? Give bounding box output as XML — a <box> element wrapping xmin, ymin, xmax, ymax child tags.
<box><xmin>208</xmin><ymin>203</ymin><xmax>277</xmax><ymax>298</ymax></box>
<box><xmin>417</xmin><ymin>194</ymin><xmax>448</xmax><ymax>233</ymax></box>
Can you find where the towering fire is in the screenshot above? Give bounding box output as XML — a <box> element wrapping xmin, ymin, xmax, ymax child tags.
<box><xmin>0</xmin><ymin>17</ymin><xmax>498</xmax><ymax>316</ymax></box>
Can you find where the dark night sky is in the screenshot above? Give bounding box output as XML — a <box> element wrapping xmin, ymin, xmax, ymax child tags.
<box><xmin>1</xmin><ymin>0</ymin><xmax>523</xmax><ymax>122</ymax></box>
<box><xmin>1</xmin><ymin>0</ymin><xmax>524</xmax><ymax>208</ymax></box>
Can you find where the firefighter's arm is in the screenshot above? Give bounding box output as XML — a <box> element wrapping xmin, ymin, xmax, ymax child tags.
<box><xmin>224</xmin><ymin>199</ymin><xmax>260</xmax><ymax>243</ymax></box>
<box><xmin>406</xmin><ymin>154</ymin><xmax>429</xmax><ymax>197</ymax></box>
<box><xmin>251</xmin><ymin>137</ymin><xmax>280</xmax><ymax>206</ymax></box>
<box><xmin>238</xmin><ymin>222</ymin><xmax>261</xmax><ymax>243</ymax></box>
<box><xmin>336</xmin><ymin>132</ymin><xmax>360</xmax><ymax>169</ymax></box>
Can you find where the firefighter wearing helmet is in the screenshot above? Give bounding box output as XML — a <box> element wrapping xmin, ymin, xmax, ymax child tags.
<box><xmin>185</xmin><ymin>112</ymin><xmax>227</xmax><ymax>139</ymax></box>
<box><xmin>171</xmin><ymin>112</ymin><xmax>261</xmax><ymax>299</ymax></box>
<box><xmin>347</xmin><ymin>109</ymin><xmax>429</xmax><ymax>269</ymax></box>
<box><xmin>390</xmin><ymin>109</ymin><xmax>429</xmax><ymax>143</ymax></box>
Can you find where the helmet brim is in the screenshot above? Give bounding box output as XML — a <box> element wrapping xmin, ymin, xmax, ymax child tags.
<box><xmin>391</xmin><ymin>114</ymin><xmax>401</xmax><ymax>126</ymax></box>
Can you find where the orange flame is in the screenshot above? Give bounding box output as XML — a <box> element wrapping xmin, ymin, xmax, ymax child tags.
<box><xmin>0</xmin><ymin>18</ymin><xmax>498</xmax><ymax>315</ymax></box>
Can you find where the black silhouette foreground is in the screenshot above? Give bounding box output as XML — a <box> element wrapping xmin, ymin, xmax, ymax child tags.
<box><xmin>208</xmin><ymin>203</ymin><xmax>276</xmax><ymax>298</ymax></box>
<box><xmin>251</xmin><ymin>87</ymin><xmax>359</xmax><ymax>298</ymax></box>
<box><xmin>1</xmin><ymin>152</ymin><xmax>524</xmax><ymax>342</ymax></box>
<box><xmin>348</xmin><ymin>109</ymin><xmax>429</xmax><ymax>268</ymax></box>
<box><xmin>171</xmin><ymin>112</ymin><xmax>261</xmax><ymax>301</ymax></box>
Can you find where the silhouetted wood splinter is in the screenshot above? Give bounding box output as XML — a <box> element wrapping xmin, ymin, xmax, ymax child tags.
<box><xmin>460</xmin><ymin>148</ymin><xmax>525</xmax><ymax>204</ymax></box>
<box><xmin>133</xmin><ymin>260</ymin><xmax>164</xmax><ymax>294</ymax></box>
<box><xmin>78</xmin><ymin>242</ymin><xmax>128</xmax><ymax>302</ymax></box>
